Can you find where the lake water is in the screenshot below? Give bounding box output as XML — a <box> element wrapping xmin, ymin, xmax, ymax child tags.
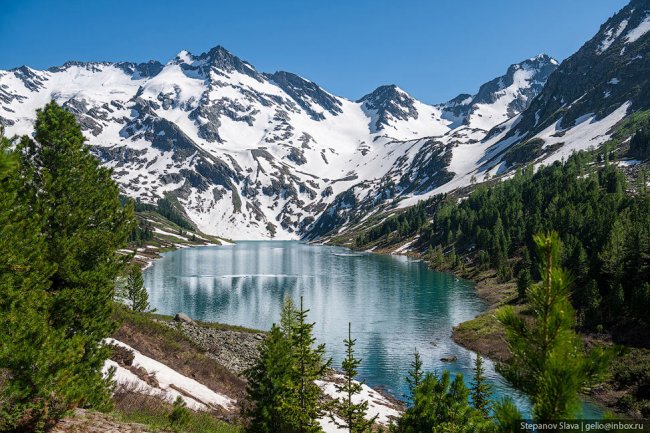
<box><xmin>144</xmin><ymin>240</ymin><xmax>601</xmax><ymax>418</ymax></box>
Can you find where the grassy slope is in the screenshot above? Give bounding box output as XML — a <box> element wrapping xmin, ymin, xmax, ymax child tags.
<box><xmin>109</xmin><ymin>305</ymin><xmax>246</xmax><ymax>433</ymax></box>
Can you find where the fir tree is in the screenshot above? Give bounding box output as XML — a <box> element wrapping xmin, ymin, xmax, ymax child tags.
<box><xmin>11</xmin><ymin>102</ymin><xmax>133</xmax><ymax>419</ymax></box>
<box><xmin>497</xmin><ymin>232</ymin><xmax>609</xmax><ymax>422</ymax></box>
<box><xmin>331</xmin><ymin>323</ymin><xmax>375</xmax><ymax>433</ymax></box>
<box><xmin>516</xmin><ymin>268</ymin><xmax>531</xmax><ymax>301</ymax></box>
<box><xmin>405</xmin><ymin>349</ymin><xmax>423</xmax><ymax>404</ymax></box>
<box><xmin>124</xmin><ymin>264</ymin><xmax>150</xmax><ymax>312</ymax></box>
<box><xmin>244</xmin><ymin>325</ymin><xmax>296</xmax><ymax>433</ymax></box>
<box><xmin>280</xmin><ymin>296</ymin><xmax>298</xmax><ymax>341</ymax></box>
<box><xmin>168</xmin><ymin>396</ymin><xmax>190</xmax><ymax>432</ymax></box>
<box><xmin>394</xmin><ymin>371</ymin><xmax>491</xmax><ymax>433</ymax></box>
<box><xmin>470</xmin><ymin>353</ymin><xmax>493</xmax><ymax>417</ymax></box>
<box><xmin>291</xmin><ymin>296</ymin><xmax>331</xmax><ymax>433</ymax></box>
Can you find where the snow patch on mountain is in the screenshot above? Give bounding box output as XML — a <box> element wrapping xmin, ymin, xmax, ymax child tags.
<box><xmin>534</xmin><ymin>101</ymin><xmax>631</xmax><ymax>165</ymax></box>
<box><xmin>1</xmin><ymin>47</ymin><xmax>559</xmax><ymax>240</ymax></box>
<box><xmin>625</xmin><ymin>14</ymin><xmax>650</xmax><ymax>43</ymax></box>
<box><xmin>104</xmin><ymin>339</ymin><xmax>235</xmax><ymax>411</ymax></box>
<box><xmin>597</xmin><ymin>19</ymin><xmax>629</xmax><ymax>54</ymax></box>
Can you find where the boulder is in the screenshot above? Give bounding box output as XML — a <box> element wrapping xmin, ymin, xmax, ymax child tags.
<box><xmin>174</xmin><ymin>312</ymin><xmax>194</xmax><ymax>325</ymax></box>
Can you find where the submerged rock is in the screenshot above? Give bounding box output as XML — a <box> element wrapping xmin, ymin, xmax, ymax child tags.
<box><xmin>440</xmin><ymin>355</ymin><xmax>458</xmax><ymax>362</ymax></box>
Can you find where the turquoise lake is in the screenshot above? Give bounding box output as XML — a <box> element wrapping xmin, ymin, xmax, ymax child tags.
<box><xmin>143</xmin><ymin>240</ymin><xmax>602</xmax><ymax>417</ymax></box>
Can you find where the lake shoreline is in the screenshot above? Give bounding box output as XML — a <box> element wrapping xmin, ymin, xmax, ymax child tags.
<box><xmin>141</xmin><ymin>240</ymin><xmax>632</xmax><ymax>418</ymax></box>
<box><xmin>333</xmin><ymin>238</ymin><xmax>629</xmax><ymax>418</ymax></box>
<box><xmin>142</xmin><ymin>240</ymin><xmax>513</xmax><ymax>413</ymax></box>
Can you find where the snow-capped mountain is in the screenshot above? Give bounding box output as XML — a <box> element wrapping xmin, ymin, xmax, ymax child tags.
<box><xmin>308</xmin><ymin>0</ymin><xmax>650</xmax><ymax>238</ymax></box>
<box><xmin>0</xmin><ymin>44</ymin><xmax>559</xmax><ymax>239</ymax></box>
<box><xmin>439</xmin><ymin>54</ymin><xmax>558</xmax><ymax>131</ymax></box>
<box><xmin>358</xmin><ymin>84</ymin><xmax>451</xmax><ymax>139</ymax></box>
<box><xmin>476</xmin><ymin>0</ymin><xmax>650</xmax><ymax>173</ymax></box>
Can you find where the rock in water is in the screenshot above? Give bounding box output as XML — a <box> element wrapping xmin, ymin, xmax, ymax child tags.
<box><xmin>174</xmin><ymin>312</ymin><xmax>194</xmax><ymax>325</ymax></box>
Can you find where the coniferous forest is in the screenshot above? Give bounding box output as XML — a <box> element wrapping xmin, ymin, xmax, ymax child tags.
<box><xmin>356</xmin><ymin>151</ymin><xmax>650</xmax><ymax>334</ymax></box>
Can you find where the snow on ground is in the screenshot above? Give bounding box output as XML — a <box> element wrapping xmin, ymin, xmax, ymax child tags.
<box><xmin>316</xmin><ymin>375</ymin><xmax>402</xmax><ymax>426</ymax></box>
<box><xmin>152</xmin><ymin>227</ymin><xmax>190</xmax><ymax>240</ymax></box>
<box><xmin>617</xmin><ymin>159</ymin><xmax>642</xmax><ymax>166</ymax></box>
<box><xmin>103</xmin><ymin>340</ymin><xmax>401</xmax><ymax>429</ymax></box>
<box><xmin>597</xmin><ymin>19</ymin><xmax>629</xmax><ymax>54</ymax></box>
<box><xmin>625</xmin><ymin>15</ymin><xmax>650</xmax><ymax>44</ymax></box>
<box><xmin>104</xmin><ymin>339</ymin><xmax>235</xmax><ymax>411</ymax></box>
<box><xmin>319</xmin><ymin>415</ymin><xmax>348</xmax><ymax>433</ymax></box>
<box><xmin>534</xmin><ymin>101</ymin><xmax>631</xmax><ymax>166</ymax></box>
<box><xmin>392</xmin><ymin>238</ymin><xmax>417</xmax><ymax>254</ymax></box>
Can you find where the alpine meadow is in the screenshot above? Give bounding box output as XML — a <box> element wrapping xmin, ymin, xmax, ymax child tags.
<box><xmin>1</xmin><ymin>1</ymin><xmax>650</xmax><ymax>432</ymax></box>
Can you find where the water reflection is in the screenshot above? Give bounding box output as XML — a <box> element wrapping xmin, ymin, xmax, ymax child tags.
<box><xmin>144</xmin><ymin>241</ymin><xmax>600</xmax><ymax>417</ymax></box>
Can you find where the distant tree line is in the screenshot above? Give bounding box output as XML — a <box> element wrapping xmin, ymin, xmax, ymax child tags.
<box><xmin>629</xmin><ymin>117</ymin><xmax>650</xmax><ymax>161</ymax></box>
<box><xmin>120</xmin><ymin>195</ymin><xmax>194</xmax><ymax>245</ymax></box>
<box><xmin>356</xmin><ymin>151</ymin><xmax>650</xmax><ymax>332</ymax></box>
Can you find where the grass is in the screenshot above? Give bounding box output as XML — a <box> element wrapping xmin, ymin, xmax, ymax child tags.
<box><xmin>112</xmin><ymin>304</ymin><xmax>189</xmax><ymax>352</ymax></box>
<box><xmin>113</xmin><ymin>406</ymin><xmax>241</xmax><ymax>433</ymax></box>
<box><xmin>452</xmin><ymin>305</ymin><xmax>512</xmax><ymax>363</ymax></box>
<box><xmin>454</xmin><ymin>309</ymin><xmax>503</xmax><ymax>339</ymax></box>
<box><xmin>142</xmin><ymin>310</ymin><xmax>264</xmax><ymax>334</ymax></box>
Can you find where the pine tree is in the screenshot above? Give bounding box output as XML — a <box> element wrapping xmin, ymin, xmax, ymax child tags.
<box><xmin>470</xmin><ymin>353</ymin><xmax>493</xmax><ymax>417</ymax></box>
<box><xmin>497</xmin><ymin>232</ymin><xmax>609</xmax><ymax>422</ymax></box>
<box><xmin>244</xmin><ymin>325</ymin><xmax>296</xmax><ymax>433</ymax></box>
<box><xmin>405</xmin><ymin>349</ymin><xmax>423</xmax><ymax>404</ymax></box>
<box><xmin>394</xmin><ymin>371</ymin><xmax>491</xmax><ymax>433</ymax></box>
<box><xmin>124</xmin><ymin>264</ymin><xmax>150</xmax><ymax>312</ymax></box>
<box><xmin>280</xmin><ymin>296</ymin><xmax>298</xmax><ymax>341</ymax></box>
<box><xmin>0</xmin><ymin>132</ymin><xmax>63</xmax><ymax>431</ymax></box>
<box><xmin>516</xmin><ymin>268</ymin><xmax>531</xmax><ymax>301</ymax></box>
<box><xmin>11</xmin><ymin>102</ymin><xmax>134</xmax><ymax>417</ymax></box>
<box><xmin>496</xmin><ymin>261</ymin><xmax>512</xmax><ymax>283</ymax></box>
<box><xmin>331</xmin><ymin>323</ymin><xmax>375</xmax><ymax>433</ymax></box>
<box><xmin>291</xmin><ymin>296</ymin><xmax>331</xmax><ymax>433</ymax></box>
<box><xmin>168</xmin><ymin>396</ymin><xmax>190</xmax><ymax>432</ymax></box>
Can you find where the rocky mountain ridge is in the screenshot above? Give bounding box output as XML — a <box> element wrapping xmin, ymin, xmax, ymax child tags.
<box><xmin>2</xmin><ymin>1</ymin><xmax>647</xmax><ymax>240</ymax></box>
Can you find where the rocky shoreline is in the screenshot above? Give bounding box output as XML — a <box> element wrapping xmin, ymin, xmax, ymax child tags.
<box><xmin>157</xmin><ymin>316</ymin><xmax>265</xmax><ymax>374</ymax></box>
<box><xmin>164</xmin><ymin>312</ymin><xmax>405</xmax><ymax>415</ymax></box>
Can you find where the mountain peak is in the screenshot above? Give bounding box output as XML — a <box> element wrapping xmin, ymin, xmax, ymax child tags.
<box><xmin>500</xmin><ymin>0</ymin><xmax>649</xmax><ymax>142</ymax></box>
<box><xmin>198</xmin><ymin>45</ymin><xmax>245</xmax><ymax>66</ymax></box>
<box><xmin>174</xmin><ymin>45</ymin><xmax>261</xmax><ymax>80</ymax></box>
<box><xmin>471</xmin><ymin>54</ymin><xmax>558</xmax><ymax>106</ymax></box>
<box><xmin>358</xmin><ymin>84</ymin><xmax>419</xmax><ymax>132</ymax></box>
<box><xmin>439</xmin><ymin>53</ymin><xmax>559</xmax><ymax>131</ymax></box>
<box><xmin>359</xmin><ymin>84</ymin><xmax>406</xmax><ymax>101</ymax></box>
<box><xmin>526</xmin><ymin>53</ymin><xmax>558</xmax><ymax>65</ymax></box>
<box><xmin>266</xmin><ymin>70</ymin><xmax>342</xmax><ymax>120</ymax></box>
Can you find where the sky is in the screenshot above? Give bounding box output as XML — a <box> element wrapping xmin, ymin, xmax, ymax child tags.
<box><xmin>0</xmin><ymin>0</ymin><xmax>629</xmax><ymax>103</ymax></box>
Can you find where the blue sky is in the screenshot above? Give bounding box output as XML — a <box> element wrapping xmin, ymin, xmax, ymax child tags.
<box><xmin>0</xmin><ymin>0</ymin><xmax>628</xmax><ymax>103</ymax></box>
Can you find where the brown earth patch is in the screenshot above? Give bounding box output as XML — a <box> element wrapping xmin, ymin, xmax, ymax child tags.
<box><xmin>52</xmin><ymin>408</ymin><xmax>151</xmax><ymax>433</ymax></box>
<box><xmin>111</xmin><ymin>308</ymin><xmax>247</xmax><ymax>414</ymax></box>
